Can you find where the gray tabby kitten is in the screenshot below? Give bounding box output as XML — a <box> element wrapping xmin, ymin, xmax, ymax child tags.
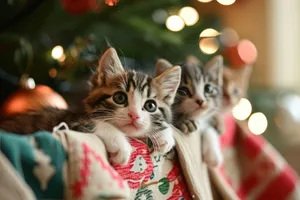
<box><xmin>186</xmin><ymin>56</ymin><xmax>252</xmax><ymax>134</ymax></box>
<box><xmin>156</xmin><ymin>56</ymin><xmax>224</xmax><ymax>167</ymax></box>
<box><xmin>0</xmin><ymin>48</ymin><xmax>181</xmax><ymax>165</ymax></box>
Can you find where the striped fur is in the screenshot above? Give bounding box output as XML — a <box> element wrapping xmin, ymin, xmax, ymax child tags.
<box><xmin>0</xmin><ymin>48</ymin><xmax>181</xmax><ymax>164</ymax></box>
<box><xmin>156</xmin><ymin>56</ymin><xmax>224</xmax><ymax>167</ymax></box>
<box><xmin>85</xmin><ymin>69</ymin><xmax>180</xmax><ymax>137</ymax></box>
<box><xmin>156</xmin><ymin>56</ymin><xmax>223</xmax><ymax>130</ymax></box>
<box><xmin>85</xmin><ymin>48</ymin><xmax>181</xmax><ymax>164</ymax></box>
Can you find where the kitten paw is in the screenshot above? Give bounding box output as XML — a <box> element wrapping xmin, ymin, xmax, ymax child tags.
<box><xmin>156</xmin><ymin>136</ymin><xmax>175</xmax><ymax>154</ymax></box>
<box><xmin>107</xmin><ymin>136</ymin><xmax>133</xmax><ymax>165</ymax></box>
<box><xmin>179</xmin><ymin>119</ymin><xmax>197</xmax><ymax>134</ymax></box>
<box><xmin>202</xmin><ymin>144</ymin><xmax>223</xmax><ymax>168</ymax></box>
<box><xmin>152</xmin><ymin>129</ymin><xmax>175</xmax><ymax>154</ymax></box>
<box><xmin>109</xmin><ymin>146</ymin><xmax>132</xmax><ymax>165</ymax></box>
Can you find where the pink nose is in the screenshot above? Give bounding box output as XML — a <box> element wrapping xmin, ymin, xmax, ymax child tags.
<box><xmin>128</xmin><ymin>112</ymin><xmax>140</xmax><ymax>121</ymax></box>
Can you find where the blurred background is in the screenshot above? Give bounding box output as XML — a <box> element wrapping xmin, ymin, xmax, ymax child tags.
<box><xmin>1</xmin><ymin>0</ymin><xmax>300</xmax><ymax>174</ymax></box>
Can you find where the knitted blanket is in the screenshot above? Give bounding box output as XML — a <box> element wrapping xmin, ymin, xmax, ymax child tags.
<box><xmin>218</xmin><ymin>114</ymin><xmax>300</xmax><ymax>200</ymax></box>
<box><xmin>1</xmin><ymin>116</ymin><xmax>298</xmax><ymax>200</ymax></box>
<box><xmin>0</xmin><ymin>125</ymin><xmax>130</xmax><ymax>200</ymax></box>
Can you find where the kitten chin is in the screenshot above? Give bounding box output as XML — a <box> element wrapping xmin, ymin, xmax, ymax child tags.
<box><xmin>119</xmin><ymin>124</ymin><xmax>147</xmax><ymax>137</ymax></box>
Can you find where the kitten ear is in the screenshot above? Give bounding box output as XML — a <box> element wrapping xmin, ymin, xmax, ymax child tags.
<box><xmin>91</xmin><ymin>48</ymin><xmax>124</xmax><ymax>88</ymax></box>
<box><xmin>185</xmin><ymin>55</ymin><xmax>202</xmax><ymax>65</ymax></box>
<box><xmin>155</xmin><ymin>59</ymin><xmax>173</xmax><ymax>76</ymax></box>
<box><xmin>205</xmin><ymin>55</ymin><xmax>224</xmax><ymax>85</ymax></box>
<box><xmin>154</xmin><ymin>66</ymin><xmax>181</xmax><ymax>105</ymax></box>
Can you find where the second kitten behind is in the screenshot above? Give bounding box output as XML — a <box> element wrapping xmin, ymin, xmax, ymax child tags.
<box><xmin>156</xmin><ymin>56</ymin><xmax>224</xmax><ymax>167</ymax></box>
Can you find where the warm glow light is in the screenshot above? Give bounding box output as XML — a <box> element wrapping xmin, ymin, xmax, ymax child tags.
<box><xmin>199</xmin><ymin>38</ymin><xmax>219</xmax><ymax>54</ymax></box>
<box><xmin>232</xmin><ymin>98</ymin><xmax>252</xmax><ymax>120</ymax></box>
<box><xmin>166</xmin><ymin>15</ymin><xmax>185</xmax><ymax>32</ymax></box>
<box><xmin>200</xmin><ymin>28</ymin><xmax>221</xmax><ymax>38</ymax></box>
<box><xmin>179</xmin><ymin>7</ymin><xmax>199</xmax><ymax>26</ymax></box>
<box><xmin>220</xmin><ymin>28</ymin><xmax>239</xmax><ymax>47</ymax></box>
<box><xmin>217</xmin><ymin>0</ymin><xmax>236</xmax><ymax>6</ymax></box>
<box><xmin>58</xmin><ymin>54</ymin><xmax>66</xmax><ymax>62</ymax></box>
<box><xmin>49</xmin><ymin>68</ymin><xmax>57</xmax><ymax>78</ymax></box>
<box><xmin>105</xmin><ymin>0</ymin><xmax>119</xmax><ymax>6</ymax></box>
<box><xmin>248</xmin><ymin>112</ymin><xmax>268</xmax><ymax>135</ymax></box>
<box><xmin>27</xmin><ymin>78</ymin><xmax>36</xmax><ymax>89</ymax></box>
<box><xmin>51</xmin><ymin>45</ymin><xmax>64</xmax><ymax>60</ymax></box>
<box><xmin>237</xmin><ymin>39</ymin><xmax>258</xmax><ymax>64</ymax></box>
<box><xmin>197</xmin><ymin>0</ymin><xmax>213</xmax><ymax>2</ymax></box>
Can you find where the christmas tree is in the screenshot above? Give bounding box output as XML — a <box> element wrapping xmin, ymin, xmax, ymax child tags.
<box><xmin>0</xmin><ymin>0</ymin><xmax>222</xmax><ymax>112</ymax></box>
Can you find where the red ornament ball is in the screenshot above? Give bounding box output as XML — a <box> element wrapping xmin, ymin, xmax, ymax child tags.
<box><xmin>223</xmin><ymin>39</ymin><xmax>257</xmax><ymax>68</ymax></box>
<box><xmin>62</xmin><ymin>0</ymin><xmax>97</xmax><ymax>15</ymax></box>
<box><xmin>1</xmin><ymin>85</ymin><xmax>68</xmax><ymax>117</ymax></box>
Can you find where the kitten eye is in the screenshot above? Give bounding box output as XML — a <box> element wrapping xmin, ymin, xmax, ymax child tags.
<box><xmin>113</xmin><ymin>91</ymin><xmax>127</xmax><ymax>104</ymax></box>
<box><xmin>177</xmin><ymin>87</ymin><xmax>191</xmax><ymax>96</ymax></box>
<box><xmin>204</xmin><ymin>84</ymin><xmax>215</xmax><ymax>94</ymax></box>
<box><xmin>144</xmin><ymin>100</ymin><xmax>157</xmax><ymax>112</ymax></box>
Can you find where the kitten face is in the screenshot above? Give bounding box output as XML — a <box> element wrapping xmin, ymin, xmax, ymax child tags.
<box><xmin>156</xmin><ymin>56</ymin><xmax>223</xmax><ymax>120</ymax></box>
<box><xmin>184</xmin><ymin>55</ymin><xmax>252</xmax><ymax>113</ymax></box>
<box><xmin>222</xmin><ymin>66</ymin><xmax>252</xmax><ymax>112</ymax></box>
<box><xmin>85</xmin><ymin>48</ymin><xmax>181</xmax><ymax>137</ymax></box>
<box><xmin>176</xmin><ymin>56</ymin><xmax>223</xmax><ymax>119</ymax></box>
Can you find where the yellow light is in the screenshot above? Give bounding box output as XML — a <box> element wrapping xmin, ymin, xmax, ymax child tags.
<box><xmin>232</xmin><ymin>98</ymin><xmax>252</xmax><ymax>120</ymax></box>
<box><xmin>58</xmin><ymin>54</ymin><xmax>66</xmax><ymax>62</ymax></box>
<box><xmin>199</xmin><ymin>38</ymin><xmax>219</xmax><ymax>55</ymax></box>
<box><xmin>217</xmin><ymin>0</ymin><xmax>236</xmax><ymax>6</ymax></box>
<box><xmin>200</xmin><ymin>28</ymin><xmax>221</xmax><ymax>38</ymax></box>
<box><xmin>178</xmin><ymin>7</ymin><xmax>199</xmax><ymax>26</ymax></box>
<box><xmin>51</xmin><ymin>45</ymin><xmax>64</xmax><ymax>60</ymax></box>
<box><xmin>248</xmin><ymin>112</ymin><xmax>268</xmax><ymax>135</ymax></box>
<box><xmin>197</xmin><ymin>0</ymin><xmax>213</xmax><ymax>2</ymax></box>
<box><xmin>166</xmin><ymin>15</ymin><xmax>185</xmax><ymax>32</ymax></box>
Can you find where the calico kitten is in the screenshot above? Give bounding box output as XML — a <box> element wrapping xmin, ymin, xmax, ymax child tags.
<box><xmin>0</xmin><ymin>48</ymin><xmax>182</xmax><ymax>165</ymax></box>
<box><xmin>156</xmin><ymin>56</ymin><xmax>224</xmax><ymax>167</ymax></box>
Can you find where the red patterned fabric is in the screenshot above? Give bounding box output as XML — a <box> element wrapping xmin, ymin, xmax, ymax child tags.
<box><xmin>112</xmin><ymin>139</ymin><xmax>153</xmax><ymax>189</ymax></box>
<box><xmin>112</xmin><ymin>138</ymin><xmax>191</xmax><ymax>199</ymax></box>
<box><xmin>220</xmin><ymin>114</ymin><xmax>299</xmax><ymax>200</ymax></box>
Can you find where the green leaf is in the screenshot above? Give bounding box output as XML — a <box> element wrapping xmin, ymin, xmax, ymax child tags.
<box><xmin>158</xmin><ymin>177</ymin><xmax>169</xmax><ymax>195</ymax></box>
<box><xmin>135</xmin><ymin>187</ymin><xmax>153</xmax><ymax>200</ymax></box>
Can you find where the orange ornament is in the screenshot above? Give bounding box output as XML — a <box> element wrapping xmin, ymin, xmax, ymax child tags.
<box><xmin>1</xmin><ymin>84</ymin><xmax>68</xmax><ymax>117</ymax></box>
